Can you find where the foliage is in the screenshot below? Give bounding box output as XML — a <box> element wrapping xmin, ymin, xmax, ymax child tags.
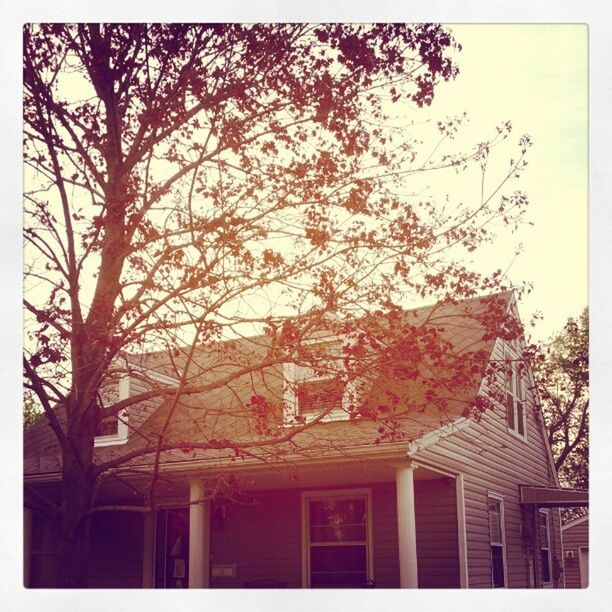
<box><xmin>23</xmin><ymin>23</ymin><xmax>531</xmax><ymax>586</ymax></box>
<box><xmin>536</xmin><ymin>308</ymin><xmax>588</xmax><ymax>490</ymax></box>
<box><xmin>24</xmin><ymin>398</ymin><xmax>42</xmax><ymax>429</ymax></box>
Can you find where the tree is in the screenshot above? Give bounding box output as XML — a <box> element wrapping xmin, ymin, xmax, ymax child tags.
<box><xmin>23</xmin><ymin>23</ymin><xmax>530</xmax><ymax>587</ymax></box>
<box><xmin>24</xmin><ymin>397</ymin><xmax>42</xmax><ymax>429</ymax></box>
<box><xmin>536</xmin><ymin>308</ymin><xmax>589</xmax><ymax>490</ymax></box>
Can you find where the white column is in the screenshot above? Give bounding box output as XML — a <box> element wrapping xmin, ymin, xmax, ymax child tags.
<box><xmin>189</xmin><ymin>481</ymin><xmax>211</xmax><ymax>588</ymax></box>
<box><xmin>24</xmin><ymin>508</ymin><xmax>32</xmax><ymax>588</ymax></box>
<box><xmin>455</xmin><ymin>474</ymin><xmax>469</xmax><ymax>588</ymax></box>
<box><xmin>396</xmin><ymin>462</ymin><xmax>419</xmax><ymax>588</ymax></box>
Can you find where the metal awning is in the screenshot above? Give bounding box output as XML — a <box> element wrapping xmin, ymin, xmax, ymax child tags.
<box><xmin>520</xmin><ymin>485</ymin><xmax>588</xmax><ymax>507</ymax></box>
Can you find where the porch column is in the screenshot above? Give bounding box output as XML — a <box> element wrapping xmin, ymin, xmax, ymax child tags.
<box><xmin>188</xmin><ymin>481</ymin><xmax>211</xmax><ymax>588</ymax></box>
<box><xmin>396</xmin><ymin>462</ymin><xmax>419</xmax><ymax>588</ymax></box>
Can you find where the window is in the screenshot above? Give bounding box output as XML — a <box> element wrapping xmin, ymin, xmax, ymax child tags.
<box><xmin>95</xmin><ymin>375</ymin><xmax>130</xmax><ymax>447</ymax></box>
<box><xmin>302</xmin><ymin>490</ymin><xmax>372</xmax><ymax>588</ymax></box>
<box><xmin>284</xmin><ymin>337</ymin><xmax>353</xmax><ymax>424</ymax></box>
<box><xmin>487</xmin><ymin>494</ymin><xmax>507</xmax><ymax>588</ymax></box>
<box><xmin>538</xmin><ymin>510</ymin><xmax>552</xmax><ymax>585</ymax></box>
<box><xmin>29</xmin><ymin>512</ymin><xmax>61</xmax><ymax>587</ymax></box>
<box><xmin>504</xmin><ymin>345</ymin><xmax>526</xmax><ymax>438</ymax></box>
<box><xmin>154</xmin><ymin>508</ymin><xmax>190</xmax><ymax>588</ymax></box>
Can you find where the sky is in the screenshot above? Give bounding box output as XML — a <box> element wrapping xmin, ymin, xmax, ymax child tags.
<box><xmin>421</xmin><ymin>24</ymin><xmax>588</xmax><ymax>342</ymax></box>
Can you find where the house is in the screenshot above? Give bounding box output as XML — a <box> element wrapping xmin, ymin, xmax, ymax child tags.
<box><xmin>561</xmin><ymin>514</ymin><xmax>589</xmax><ymax>588</ymax></box>
<box><xmin>23</xmin><ymin>292</ymin><xmax>588</xmax><ymax>588</ymax></box>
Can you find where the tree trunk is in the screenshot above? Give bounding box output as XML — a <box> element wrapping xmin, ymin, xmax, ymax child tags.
<box><xmin>56</xmin><ymin>439</ymin><xmax>96</xmax><ymax>587</ymax></box>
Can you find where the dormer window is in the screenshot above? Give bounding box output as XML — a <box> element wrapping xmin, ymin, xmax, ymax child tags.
<box><xmin>95</xmin><ymin>374</ymin><xmax>130</xmax><ymax>447</ymax></box>
<box><xmin>284</xmin><ymin>337</ymin><xmax>355</xmax><ymax>425</ymax></box>
<box><xmin>504</xmin><ymin>344</ymin><xmax>526</xmax><ymax>439</ymax></box>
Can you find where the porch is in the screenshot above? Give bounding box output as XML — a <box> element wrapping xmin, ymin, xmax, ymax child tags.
<box><xmin>25</xmin><ymin>458</ymin><xmax>467</xmax><ymax>588</ymax></box>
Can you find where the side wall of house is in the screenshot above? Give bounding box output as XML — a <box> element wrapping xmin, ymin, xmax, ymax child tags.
<box><xmin>562</xmin><ymin>518</ymin><xmax>589</xmax><ymax>588</ymax></box>
<box><xmin>414</xmin><ymin>478</ymin><xmax>460</xmax><ymax>587</ymax></box>
<box><xmin>415</xmin><ymin>337</ymin><xmax>563</xmax><ymax>588</ymax></box>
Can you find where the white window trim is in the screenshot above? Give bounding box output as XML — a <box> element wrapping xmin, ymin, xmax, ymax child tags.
<box><xmin>283</xmin><ymin>334</ymin><xmax>356</xmax><ymax>426</ymax></box>
<box><xmin>301</xmin><ymin>488</ymin><xmax>374</xmax><ymax>588</ymax></box>
<box><xmin>539</xmin><ymin>509</ymin><xmax>553</xmax><ymax>588</ymax></box>
<box><xmin>503</xmin><ymin>344</ymin><xmax>528</xmax><ymax>441</ymax></box>
<box><xmin>487</xmin><ymin>491</ymin><xmax>508</xmax><ymax>588</ymax></box>
<box><xmin>95</xmin><ymin>374</ymin><xmax>130</xmax><ymax>447</ymax></box>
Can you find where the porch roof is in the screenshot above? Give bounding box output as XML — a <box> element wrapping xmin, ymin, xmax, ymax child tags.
<box><xmin>520</xmin><ymin>485</ymin><xmax>589</xmax><ymax>507</ymax></box>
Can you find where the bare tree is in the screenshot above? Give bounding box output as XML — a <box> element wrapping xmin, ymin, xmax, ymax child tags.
<box><xmin>536</xmin><ymin>308</ymin><xmax>588</xmax><ymax>489</ymax></box>
<box><xmin>23</xmin><ymin>23</ymin><xmax>530</xmax><ymax>586</ymax></box>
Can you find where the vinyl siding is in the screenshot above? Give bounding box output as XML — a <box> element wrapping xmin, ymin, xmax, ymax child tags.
<box><xmin>562</xmin><ymin>518</ymin><xmax>588</xmax><ymax>588</ymax></box>
<box><xmin>415</xmin><ymin>336</ymin><xmax>563</xmax><ymax>588</ymax></box>
<box><xmin>209</xmin><ymin>489</ymin><xmax>302</xmax><ymax>587</ymax></box>
<box><xmin>414</xmin><ymin>478</ymin><xmax>460</xmax><ymax>587</ymax></box>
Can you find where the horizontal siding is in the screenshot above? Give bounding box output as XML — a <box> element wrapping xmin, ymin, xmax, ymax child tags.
<box><xmin>414</xmin><ymin>479</ymin><xmax>460</xmax><ymax>588</ymax></box>
<box><xmin>370</xmin><ymin>483</ymin><xmax>400</xmax><ymax>588</ymax></box>
<box><xmin>416</xmin><ymin>336</ymin><xmax>563</xmax><ymax>588</ymax></box>
<box><xmin>562</xmin><ymin>520</ymin><xmax>588</xmax><ymax>588</ymax></box>
<box><xmin>209</xmin><ymin>490</ymin><xmax>302</xmax><ymax>588</ymax></box>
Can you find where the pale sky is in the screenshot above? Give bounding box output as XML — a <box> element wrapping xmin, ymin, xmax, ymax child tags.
<box><xmin>425</xmin><ymin>24</ymin><xmax>588</xmax><ymax>342</ymax></box>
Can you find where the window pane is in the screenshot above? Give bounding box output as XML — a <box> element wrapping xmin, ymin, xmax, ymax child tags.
<box><xmin>310</xmin><ymin>545</ymin><xmax>367</xmax><ymax>573</ymax></box>
<box><xmin>155</xmin><ymin>508</ymin><xmax>190</xmax><ymax>589</ymax></box>
<box><xmin>517</xmin><ymin>401</ymin><xmax>524</xmax><ymax>435</ymax></box>
<box><xmin>491</xmin><ymin>545</ymin><xmax>505</xmax><ymax>587</ymax></box>
<box><xmin>298</xmin><ymin>379</ymin><xmax>344</xmax><ymax>415</ymax></box>
<box><xmin>488</xmin><ymin>499</ymin><xmax>502</xmax><ymax>544</ymax></box>
<box><xmin>515</xmin><ymin>365</ymin><xmax>523</xmax><ymax>397</ymax></box>
<box><xmin>310</xmin><ymin>524</ymin><xmax>366</xmax><ymax>543</ymax></box>
<box><xmin>310</xmin><ymin>571</ymin><xmax>368</xmax><ymax>588</ymax></box>
<box><xmin>309</xmin><ymin>498</ymin><xmax>366</xmax><ymax>528</ymax></box>
<box><xmin>540</xmin><ymin>550</ymin><xmax>551</xmax><ymax>583</ymax></box>
<box><xmin>96</xmin><ymin>416</ymin><xmax>119</xmax><ymax>436</ymax></box>
<box><xmin>506</xmin><ymin>393</ymin><xmax>515</xmax><ymax>429</ymax></box>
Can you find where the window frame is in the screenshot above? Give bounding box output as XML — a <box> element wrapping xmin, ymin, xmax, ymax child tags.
<box><xmin>94</xmin><ymin>374</ymin><xmax>130</xmax><ymax>447</ymax></box>
<box><xmin>301</xmin><ymin>488</ymin><xmax>374</xmax><ymax>588</ymax></box>
<box><xmin>503</xmin><ymin>343</ymin><xmax>528</xmax><ymax>440</ymax></box>
<box><xmin>283</xmin><ymin>335</ymin><xmax>356</xmax><ymax>425</ymax></box>
<box><xmin>487</xmin><ymin>492</ymin><xmax>508</xmax><ymax>588</ymax></box>
<box><xmin>538</xmin><ymin>509</ymin><xmax>553</xmax><ymax>587</ymax></box>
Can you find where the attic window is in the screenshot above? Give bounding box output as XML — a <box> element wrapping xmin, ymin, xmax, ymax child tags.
<box><xmin>94</xmin><ymin>374</ymin><xmax>130</xmax><ymax>447</ymax></box>
<box><xmin>503</xmin><ymin>344</ymin><xmax>527</xmax><ymax>439</ymax></box>
<box><xmin>297</xmin><ymin>378</ymin><xmax>344</xmax><ymax>418</ymax></box>
<box><xmin>283</xmin><ymin>337</ymin><xmax>353</xmax><ymax>425</ymax></box>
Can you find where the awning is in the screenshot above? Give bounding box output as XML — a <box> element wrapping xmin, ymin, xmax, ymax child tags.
<box><xmin>520</xmin><ymin>485</ymin><xmax>588</xmax><ymax>507</ymax></box>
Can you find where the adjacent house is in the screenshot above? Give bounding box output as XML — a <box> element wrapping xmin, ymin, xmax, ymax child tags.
<box><xmin>23</xmin><ymin>292</ymin><xmax>588</xmax><ymax>588</ymax></box>
<box><xmin>561</xmin><ymin>514</ymin><xmax>589</xmax><ymax>588</ymax></box>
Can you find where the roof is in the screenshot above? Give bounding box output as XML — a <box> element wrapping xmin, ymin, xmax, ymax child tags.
<box><xmin>520</xmin><ymin>485</ymin><xmax>589</xmax><ymax>508</ymax></box>
<box><xmin>24</xmin><ymin>291</ymin><xmax>515</xmax><ymax>478</ymax></box>
<box><xmin>561</xmin><ymin>513</ymin><xmax>589</xmax><ymax>530</ymax></box>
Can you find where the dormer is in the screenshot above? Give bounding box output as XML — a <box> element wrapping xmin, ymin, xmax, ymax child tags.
<box><xmin>283</xmin><ymin>335</ymin><xmax>361</xmax><ymax>425</ymax></box>
<box><xmin>94</xmin><ymin>373</ymin><xmax>130</xmax><ymax>447</ymax></box>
